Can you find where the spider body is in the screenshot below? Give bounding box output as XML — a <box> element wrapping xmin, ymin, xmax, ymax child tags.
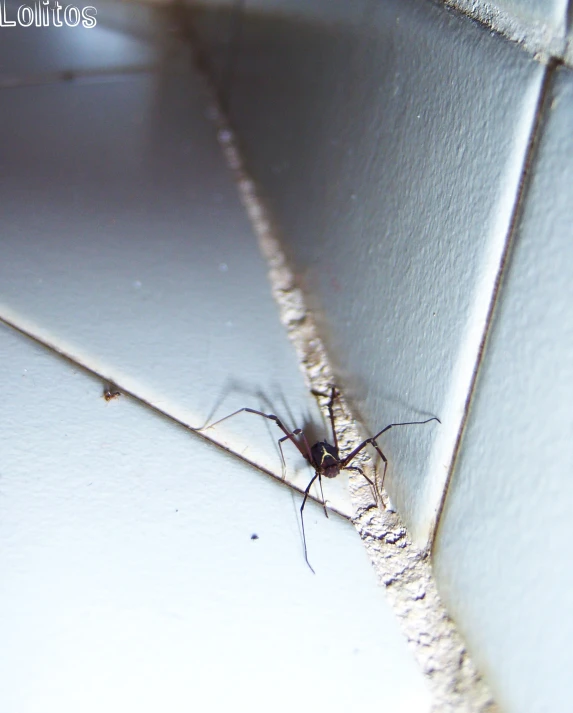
<box><xmin>206</xmin><ymin>386</ymin><xmax>439</xmax><ymax>573</ymax></box>
<box><xmin>103</xmin><ymin>381</ymin><xmax>121</xmax><ymax>401</ymax></box>
<box><xmin>310</xmin><ymin>441</ymin><xmax>340</xmax><ymax>479</ymax></box>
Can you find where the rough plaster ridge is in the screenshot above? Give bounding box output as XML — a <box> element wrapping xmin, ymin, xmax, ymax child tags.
<box><xmin>443</xmin><ymin>0</ymin><xmax>568</xmax><ymax>62</ymax></box>
<box><xmin>195</xmin><ymin>45</ymin><xmax>498</xmax><ymax>713</ymax></box>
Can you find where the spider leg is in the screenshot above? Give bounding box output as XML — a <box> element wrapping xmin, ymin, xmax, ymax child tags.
<box><xmin>279</xmin><ymin>429</ymin><xmax>313</xmax><ymax>464</ymax></box>
<box><xmin>326</xmin><ymin>386</ymin><xmax>339</xmax><ymax>451</ymax></box>
<box><xmin>341</xmin><ymin>417</ymin><xmax>440</xmax><ymax>466</ymax></box>
<box><xmin>344</xmin><ymin>464</ymin><xmax>380</xmax><ymax>504</ymax></box>
<box><xmin>317</xmin><ymin>473</ymin><xmax>328</xmax><ymax>519</ymax></box>
<box><xmin>344</xmin><ymin>464</ymin><xmax>374</xmax><ymax>487</ymax></box>
<box><xmin>310</xmin><ymin>386</ymin><xmax>337</xmax><ymax>399</ymax></box>
<box><xmin>278</xmin><ymin>428</ymin><xmax>310</xmax><ymax>479</ymax></box>
<box><xmin>205</xmin><ymin>407</ymin><xmax>309</xmax><ymax>461</ymax></box>
<box><xmin>341</xmin><ymin>417</ymin><xmax>440</xmax><ymax>490</ymax></box>
<box><xmin>300</xmin><ymin>472</ymin><xmax>320</xmax><ymax>574</ymax></box>
<box><xmin>311</xmin><ymin>386</ymin><xmax>340</xmax><ymax>450</ymax></box>
<box><xmin>281</xmin><ymin>430</ymin><xmax>326</xmax><ymax>516</ymax></box>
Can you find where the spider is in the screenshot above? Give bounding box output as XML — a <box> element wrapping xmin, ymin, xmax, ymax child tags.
<box><xmin>206</xmin><ymin>387</ymin><xmax>439</xmax><ymax>573</ymax></box>
<box><xmin>103</xmin><ymin>382</ymin><xmax>121</xmax><ymax>401</ymax></box>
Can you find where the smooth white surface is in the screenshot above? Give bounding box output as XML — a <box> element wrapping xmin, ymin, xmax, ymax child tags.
<box><xmin>194</xmin><ymin>0</ymin><xmax>544</xmax><ymax>545</ymax></box>
<box><xmin>0</xmin><ymin>49</ymin><xmax>352</xmax><ymax>513</ymax></box>
<box><xmin>0</xmin><ymin>323</ymin><xmax>432</xmax><ymax>713</ymax></box>
<box><xmin>188</xmin><ymin>0</ymin><xmax>369</xmax><ymax>24</ymax></box>
<box><xmin>434</xmin><ymin>67</ymin><xmax>573</xmax><ymax>713</ymax></box>
<box><xmin>0</xmin><ymin>3</ymin><xmax>157</xmax><ymax>81</ymax></box>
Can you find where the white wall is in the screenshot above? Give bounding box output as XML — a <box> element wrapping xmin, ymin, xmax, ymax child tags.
<box><xmin>189</xmin><ymin>0</ymin><xmax>573</xmax><ymax>710</ymax></box>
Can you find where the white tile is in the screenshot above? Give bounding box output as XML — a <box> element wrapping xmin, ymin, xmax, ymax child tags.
<box><xmin>202</xmin><ymin>0</ymin><xmax>545</xmax><ymax>546</ymax></box>
<box><xmin>568</xmin><ymin>5</ymin><xmax>573</xmax><ymax>66</ymax></box>
<box><xmin>0</xmin><ymin>69</ymin><xmax>353</xmax><ymax>514</ymax></box>
<box><xmin>0</xmin><ymin>323</ymin><xmax>432</xmax><ymax>713</ymax></box>
<box><xmin>186</xmin><ymin>0</ymin><xmax>365</xmax><ymax>22</ymax></box>
<box><xmin>434</xmin><ymin>67</ymin><xmax>573</xmax><ymax>713</ymax></box>
<box><xmin>0</xmin><ymin>6</ymin><xmax>158</xmax><ymax>82</ymax></box>
<box><xmin>95</xmin><ymin>0</ymin><xmax>177</xmax><ymax>37</ymax></box>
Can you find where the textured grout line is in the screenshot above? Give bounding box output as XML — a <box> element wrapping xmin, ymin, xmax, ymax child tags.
<box><xmin>0</xmin><ymin>312</ymin><xmax>341</xmax><ymax>515</ymax></box>
<box><xmin>186</xmin><ymin>21</ymin><xmax>497</xmax><ymax>713</ymax></box>
<box><xmin>442</xmin><ymin>0</ymin><xmax>568</xmax><ymax>65</ymax></box>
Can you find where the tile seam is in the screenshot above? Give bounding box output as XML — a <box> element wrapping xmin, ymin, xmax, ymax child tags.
<box><xmin>429</xmin><ymin>59</ymin><xmax>556</xmax><ymax>552</ymax></box>
<box><xmin>0</xmin><ymin>64</ymin><xmax>157</xmax><ymax>90</ymax></box>
<box><xmin>0</xmin><ymin>313</ymin><xmax>340</xmax><ymax>514</ymax></box>
<box><xmin>183</xmin><ymin>14</ymin><xmax>498</xmax><ymax>713</ymax></box>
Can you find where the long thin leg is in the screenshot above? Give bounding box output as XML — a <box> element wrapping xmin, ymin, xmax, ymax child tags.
<box><xmin>341</xmin><ymin>417</ymin><xmax>440</xmax><ymax>491</ymax></box>
<box><xmin>285</xmin><ymin>437</ymin><xmax>326</xmax><ymax>516</ymax></box>
<box><xmin>344</xmin><ymin>464</ymin><xmax>374</xmax><ymax>487</ymax></box>
<box><xmin>345</xmin><ymin>464</ymin><xmax>379</xmax><ymax>504</ymax></box>
<box><xmin>326</xmin><ymin>386</ymin><xmax>339</xmax><ymax>451</ymax></box>
<box><xmin>300</xmin><ymin>472</ymin><xmax>319</xmax><ymax>574</ymax></box>
<box><xmin>205</xmin><ymin>407</ymin><xmax>309</xmax><ymax>462</ymax></box>
<box><xmin>277</xmin><ymin>429</ymin><xmax>300</xmax><ymax>476</ymax></box>
<box><xmin>317</xmin><ymin>474</ymin><xmax>328</xmax><ymax>518</ymax></box>
<box><xmin>341</xmin><ymin>417</ymin><xmax>440</xmax><ymax>466</ymax></box>
<box><xmin>312</xmin><ymin>386</ymin><xmax>340</xmax><ymax>451</ymax></box>
<box><xmin>279</xmin><ymin>428</ymin><xmax>313</xmax><ymax>466</ymax></box>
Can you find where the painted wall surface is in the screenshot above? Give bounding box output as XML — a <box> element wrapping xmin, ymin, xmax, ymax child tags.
<box><xmin>192</xmin><ymin>0</ymin><xmax>543</xmax><ymax>547</ymax></box>
<box><xmin>0</xmin><ymin>6</ymin><xmax>434</xmax><ymax>710</ymax></box>
<box><xmin>434</xmin><ymin>67</ymin><xmax>573</xmax><ymax>713</ymax></box>
<box><xmin>189</xmin><ymin>0</ymin><xmax>573</xmax><ymax>711</ymax></box>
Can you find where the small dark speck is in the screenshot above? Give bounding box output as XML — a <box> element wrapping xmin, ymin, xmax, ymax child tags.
<box><xmin>251</xmin><ymin>533</ymin><xmax>259</xmax><ymax>540</ymax></box>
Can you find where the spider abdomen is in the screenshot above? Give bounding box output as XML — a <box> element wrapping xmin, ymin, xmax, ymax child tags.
<box><xmin>311</xmin><ymin>441</ymin><xmax>341</xmax><ymax>478</ymax></box>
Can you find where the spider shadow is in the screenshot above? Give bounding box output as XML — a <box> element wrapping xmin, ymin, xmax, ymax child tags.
<box><xmin>197</xmin><ymin>377</ymin><xmax>325</xmax><ymax>480</ymax></box>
